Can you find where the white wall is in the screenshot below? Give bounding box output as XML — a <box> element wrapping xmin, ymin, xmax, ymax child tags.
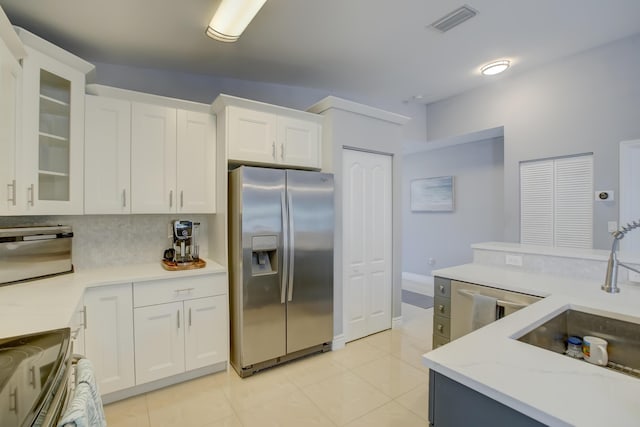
<box><xmin>402</xmin><ymin>138</ymin><xmax>504</xmax><ymax>276</ymax></box>
<box><xmin>425</xmin><ymin>33</ymin><xmax>640</xmax><ymax>249</ymax></box>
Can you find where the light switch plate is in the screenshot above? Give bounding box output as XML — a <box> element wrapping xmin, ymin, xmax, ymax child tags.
<box><xmin>505</xmin><ymin>254</ymin><xmax>523</xmax><ymax>267</ymax></box>
<box><xmin>629</xmin><ymin>271</ymin><xmax>640</xmax><ymax>283</ymax></box>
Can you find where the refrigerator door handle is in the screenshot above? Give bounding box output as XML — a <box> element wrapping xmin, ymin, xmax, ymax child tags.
<box><xmin>280</xmin><ymin>191</ymin><xmax>289</xmax><ymax>304</ymax></box>
<box><xmin>287</xmin><ymin>192</ymin><xmax>295</xmax><ymax>302</ymax></box>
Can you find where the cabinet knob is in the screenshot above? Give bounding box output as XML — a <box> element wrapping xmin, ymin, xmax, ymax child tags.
<box><xmin>439</xmin><ymin>285</ymin><xmax>445</xmax><ymax>294</ymax></box>
<box><xmin>437</xmin><ymin>324</ymin><xmax>444</xmax><ymax>332</ymax></box>
<box><xmin>438</xmin><ymin>304</ymin><xmax>445</xmax><ymax>313</ymax></box>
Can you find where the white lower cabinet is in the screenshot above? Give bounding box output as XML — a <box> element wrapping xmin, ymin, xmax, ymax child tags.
<box><xmin>83</xmin><ymin>283</ymin><xmax>135</xmax><ymax>395</ymax></box>
<box><xmin>133</xmin><ymin>275</ymin><xmax>228</xmax><ymax>386</ymax></box>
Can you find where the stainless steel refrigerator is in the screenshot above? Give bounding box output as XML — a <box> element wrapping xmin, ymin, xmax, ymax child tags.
<box><xmin>228</xmin><ymin>166</ymin><xmax>334</xmax><ymax>377</ymax></box>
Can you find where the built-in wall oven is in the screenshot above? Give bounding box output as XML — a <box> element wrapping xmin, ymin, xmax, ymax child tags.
<box><xmin>0</xmin><ymin>328</ymin><xmax>74</xmax><ymax>427</ymax></box>
<box><xmin>433</xmin><ymin>277</ymin><xmax>542</xmax><ymax>348</ymax></box>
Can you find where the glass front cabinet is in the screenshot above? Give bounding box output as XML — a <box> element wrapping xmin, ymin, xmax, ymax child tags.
<box><xmin>17</xmin><ymin>28</ymin><xmax>94</xmax><ymax>214</ymax></box>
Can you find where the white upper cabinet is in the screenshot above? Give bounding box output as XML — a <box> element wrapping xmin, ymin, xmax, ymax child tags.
<box><xmin>227</xmin><ymin>106</ymin><xmax>277</xmax><ymax>164</ymax></box>
<box><xmin>212</xmin><ymin>94</ymin><xmax>322</xmax><ymax>170</ymax></box>
<box><xmin>277</xmin><ymin>115</ymin><xmax>320</xmax><ymax>169</ymax></box>
<box><xmin>84</xmin><ymin>85</ymin><xmax>217</xmax><ymax>215</ymax></box>
<box><xmin>0</xmin><ymin>32</ymin><xmax>23</xmax><ymax>215</ymax></box>
<box><xmin>131</xmin><ymin>102</ymin><xmax>178</xmax><ymax>214</ymax></box>
<box><xmin>17</xmin><ymin>28</ymin><xmax>94</xmax><ymax>215</ymax></box>
<box><xmin>176</xmin><ymin>110</ymin><xmax>216</xmax><ymax>213</ymax></box>
<box><xmin>84</xmin><ymin>95</ymin><xmax>131</xmax><ymax>214</ymax></box>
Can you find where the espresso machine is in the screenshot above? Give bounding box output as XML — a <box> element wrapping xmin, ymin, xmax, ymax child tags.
<box><xmin>167</xmin><ymin>220</ymin><xmax>200</xmax><ymax>264</ymax></box>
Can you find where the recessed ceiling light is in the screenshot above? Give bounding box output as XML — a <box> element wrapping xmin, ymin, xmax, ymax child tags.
<box><xmin>480</xmin><ymin>60</ymin><xmax>511</xmax><ymax>76</ymax></box>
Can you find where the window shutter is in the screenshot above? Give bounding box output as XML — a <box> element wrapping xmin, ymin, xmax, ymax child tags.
<box><xmin>520</xmin><ymin>160</ymin><xmax>554</xmax><ymax>246</ymax></box>
<box><xmin>554</xmin><ymin>155</ymin><xmax>593</xmax><ymax>248</ymax></box>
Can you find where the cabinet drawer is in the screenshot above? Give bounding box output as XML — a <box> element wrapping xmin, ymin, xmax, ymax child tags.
<box><xmin>433</xmin><ymin>315</ymin><xmax>451</xmax><ymax>339</ymax></box>
<box><xmin>432</xmin><ymin>334</ymin><xmax>449</xmax><ymax>349</ymax></box>
<box><xmin>434</xmin><ymin>295</ymin><xmax>451</xmax><ymax>318</ymax></box>
<box><xmin>134</xmin><ymin>274</ymin><xmax>226</xmax><ymax>307</ymax></box>
<box><xmin>434</xmin><ymin>277</ymin><xmax>451</xmax><ymax>298</ymax></box>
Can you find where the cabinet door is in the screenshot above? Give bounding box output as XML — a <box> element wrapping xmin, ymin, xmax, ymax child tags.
<box><xmin>0</xmin><ymin>40</ymin><xmax>22</xmax><ymax>215</ymax></box>
<box><xmin>84</xmin><ymin>283</ymin><xmax>135</xmax><ymax>395</ymax></box>
<box><xmin>176</xmin><ymin>110</ymin><xmax>216</xmax><ymax>213</ymax></box>
<box><xmin>84</xmin><ymin>96</ymin><xmax>131</xmax><ymax>214</ymax></box>
<box><xmin>134</xmin><ymin>302</ymin><xmax>185</xmax><ymax>385</ymax></box>
<box><xmin>20</xmin><ymin>46</ymin><xmax>85</xmax><ymax>214</ymax></box>
<box><xmin>227</xmin><ymin>106</ymin><xmax>276</xmax><ymax>164</ymax></box>
<box><xmin>185</xmin><ymin>296</ymin><xmax>227</xmax><ymax>371</ymax></box>
<box><xmin>131</xmin><ymin>103</ymin><xmax>177</xmax><ymax>213</ymax></box>
<box><xmin>277</xmin><ymin>116</ymin><xmax>321</xmax><ymax>169</ymax></box>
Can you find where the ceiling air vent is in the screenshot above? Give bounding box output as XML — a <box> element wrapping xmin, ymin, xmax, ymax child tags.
<box><xmin>430</xmin><ymin>5</ymin><xmax>478</xmax><ymax>33</ymax></box>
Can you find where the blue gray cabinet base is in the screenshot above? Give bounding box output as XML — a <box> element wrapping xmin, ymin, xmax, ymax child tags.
<box><xmin>428</xmin><ymin>371</ymin><xmax>545</xmax><ymax>427</ymax></box>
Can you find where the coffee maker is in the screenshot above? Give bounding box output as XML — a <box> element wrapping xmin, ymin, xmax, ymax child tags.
<box><xmin>168</xmin><ymin>220</ymin><xmax>199</xmax><ymax>264</ymax></box>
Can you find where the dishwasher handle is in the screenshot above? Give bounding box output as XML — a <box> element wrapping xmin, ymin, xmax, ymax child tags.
<box><xmin>457</xmin><ymin>288</ymin><xmax>529</xmax><ymax>310</ymax></box>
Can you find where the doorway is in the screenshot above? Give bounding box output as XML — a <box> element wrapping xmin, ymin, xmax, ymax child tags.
<box><xmin>342</xmin><ymin>148</ymin><xmax>393</xmax><ymax>342</ymax></box>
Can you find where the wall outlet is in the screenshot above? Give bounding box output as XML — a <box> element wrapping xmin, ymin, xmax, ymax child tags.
<box><xmin>608</xmin><ymin>221</ymin><xmax>618</xmax><ymax>233</ymax></box>
<box><xmin>629</xmin><ymin>270</ymin><xmax>640</xmax><ymax>283</ymax></box>
<box><xmin>505</xmin><ymin>254</ymin><xmax>523</xmax><ymax>267</ymax></box>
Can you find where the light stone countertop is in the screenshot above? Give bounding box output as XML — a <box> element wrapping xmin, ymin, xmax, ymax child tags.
<box><xmin>423</xmin><ymin>263</ymin><xmax>640</xmax><ymax>427</ymax></box>
<box><xmin>0</xmin><ymin>259</ymin><xmax>226</xmax><ymax>339</ymax></box>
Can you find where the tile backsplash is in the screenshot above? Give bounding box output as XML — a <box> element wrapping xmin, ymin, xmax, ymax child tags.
<box><xmin>0</xmin><ymin>215</ymin><xmax>210</xmax><ymax>270</ymax></box>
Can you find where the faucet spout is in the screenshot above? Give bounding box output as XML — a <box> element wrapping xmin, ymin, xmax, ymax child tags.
<box><xmin>602</xmin><ymin>220</ymin><xmax>640</xmax><ymax>293</ymax></box>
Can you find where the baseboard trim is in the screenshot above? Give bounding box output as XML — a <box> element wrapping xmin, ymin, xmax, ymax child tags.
<box><xmin>332</xmin><ymin>334</ymin><xmax>346</xmax><ymax>350</ymax></box>
<box><xmin>392</xmin><ymin>316</ymin><xmax>403</xmax><ymax>329</ymax></box>
<box><xmin>402</xmin><ymin>272</ymin><xmax>434</xmax><ymax>296</ymax></box>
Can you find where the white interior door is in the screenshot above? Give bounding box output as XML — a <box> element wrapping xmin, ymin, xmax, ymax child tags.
<box><xmin>343</xmin><ymin>149</ymin><xmax>392</xmax><ymax>342</ymax></box>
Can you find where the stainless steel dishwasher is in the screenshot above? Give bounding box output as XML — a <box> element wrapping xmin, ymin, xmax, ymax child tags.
<box><xmin>433</xmin><ymin>277</ymin><xmax>542</xmax><ymax>348</ymax></box>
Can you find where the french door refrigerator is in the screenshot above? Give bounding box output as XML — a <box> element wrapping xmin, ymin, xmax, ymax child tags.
<box><xmin>228</xmin><ymin>166</ymin><xmax>334</xmax><ymax>377</ymax></box>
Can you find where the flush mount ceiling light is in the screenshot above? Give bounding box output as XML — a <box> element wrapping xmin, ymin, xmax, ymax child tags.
<box><xmin>480</xmin><ymin>60</ymin><xmax>511</xmax><ymax>76</ymax></box>
<box><xmin>206</xmin><ymin>0</ymin><xmax>267</xmax><ymax>42</ymax></box>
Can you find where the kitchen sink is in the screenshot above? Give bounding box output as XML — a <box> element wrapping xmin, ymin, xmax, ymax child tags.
<box><xmin>517</xmin><ymin>308</ymin><xmax>640</xmax><ymax>379</ymax></box>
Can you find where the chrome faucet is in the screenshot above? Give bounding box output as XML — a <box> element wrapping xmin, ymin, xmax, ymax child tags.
<box><xmin>602</xmin><ymin>219</ymin><xmax>640</xmax><ymax>293</ymax></box>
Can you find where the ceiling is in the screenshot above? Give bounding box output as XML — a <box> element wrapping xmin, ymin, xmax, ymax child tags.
<box><xmin>2</xmin><ymin>0</ymin><xmax>640</xmax><ymax>105</ymax></box>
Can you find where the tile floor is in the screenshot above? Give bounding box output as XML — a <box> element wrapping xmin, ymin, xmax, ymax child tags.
<box><xmin>104</xmin><ymin>302</ymin><xmax>433</xmax><ymax>427</ymax></box>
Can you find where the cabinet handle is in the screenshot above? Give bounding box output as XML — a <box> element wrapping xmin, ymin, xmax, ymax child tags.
<box><xmin>9</xmin><ymin>387</ymin><xmax>17</xmax><ymax>413</ymax></box>
<box><xmin>28</xmin><ymin>183</ymin><xmax>35</xmax><ymax>206</ymax></box>
<box><xmin>439</xmin><ymin>285</ymin><xmax>445</xmax><ymax>294</ymax></box>
<box><xmin>189</xmin><ymin>308</ymin><xmax>192</xmax><ymax>327</ymax></box>
<box><xmin>177</xmin><ymin>310</ymin><xmax>180</xmax><ymax>329</ymax></box>
<box><xmin>83</xmin><ymin>306</ymin><xmax>87</xmax><ymax>329</ymax></box>
<box><xmin>438</xmin><ymin>304</ymin><xmax>445</xmax><ymax>313</ymax></box>
<box><xmin>174</xmin><ymin>287</ymin><xmax>195</xmax><ymax>295</ymax></box>
<box><xmin>281</xmin><ymin>144</ymin><xmax>284</xmax><ymax>160</ymax></box>
<box><xmin>437</xmin><ymin>324</ymin><xmax>444</xmax><ymax>332</ymax></box>
<box><xmin>272</xmin><ymin>141</ymin><xmax>276</xmax><ymax>159</ymax></box>
<box><xmin>29</xmin><ymin>366</ymin><xmax>36</xmax><ymax>387</ymax></box>
<box><xmin>122</xmin><ymin>189</ymin><xmax>126</xmax><ymax>208</ymax></box>
<box><xmin>180</xmin><ymin>190</ymin><xmax>184</xmax><ymax>209</ymax></box>
<box><xmin>169</xmin><ymin>190</ymin><xmax>173</xmax><ymax>208</ymax></box>
<box><xmin>7</xmin><ymin>179</ymin><xmax>16</xmax><ymax>205</ymax></box>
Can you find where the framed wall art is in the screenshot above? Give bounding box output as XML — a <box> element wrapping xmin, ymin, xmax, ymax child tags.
<box><xmin>410</xmin><ymin>176</ymin><xmax>455</xmax><ymax>212</ymax></box>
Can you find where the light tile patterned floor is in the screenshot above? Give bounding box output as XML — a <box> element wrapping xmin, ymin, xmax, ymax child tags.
<box><xmin>104</xmin><ymin>303</ymin><xmax>433</xmax><ymax>427</ymax></box>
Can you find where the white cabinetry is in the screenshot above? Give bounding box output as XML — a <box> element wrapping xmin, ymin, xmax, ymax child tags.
<box><xmin>84</xmin><ymin>89</ymin><xmax>216</xmax><ymax>214</ymax></box>
<box><xmin>83</xmin><ymin>283</ymin><xmax>135</xmax><ymax>395</ymax></box>
<box><xmin>0</xmin><ymin>26</ymin><xmax>24</xmax><ymax>215</ymax></box>
<box><xmin>16</xmin><ymin>28</ymin><xmax>94</xmax><ymax>215</ymax></box>
<box><xmin>213</xmin><ymin>95</ymin><xmax>322</xmax><ymax>170</ymax></box>
<box><xmin>84</xmin><ymin>95</ymin><xmax>131</xmax><ymax>214</ymax></box>
<box><xmin>133</xmin><ymin>274</ymin><xmax>227</xmax><ymax>385</ymax></box>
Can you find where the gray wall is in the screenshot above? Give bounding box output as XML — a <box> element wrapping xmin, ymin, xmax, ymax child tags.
<box><xmin>425</xmin><ymin>33</ymin><xmax>640</xmax><ymax>249</ymax></box>
<box><xmin>402</xmin><ymin>138</ymin><xmax>504</xmax><ymax>276</ymax></box>
<box><xmin>92</xmin><ymin>62</ymin><xmax>427</xmax><ymax>144</ymax></box>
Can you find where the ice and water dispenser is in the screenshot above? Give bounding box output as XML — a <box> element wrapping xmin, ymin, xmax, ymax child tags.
<box><xmin>251</xmin><ymin>235</ymin><xmax>278</xmax><ymax>275</ymax></box>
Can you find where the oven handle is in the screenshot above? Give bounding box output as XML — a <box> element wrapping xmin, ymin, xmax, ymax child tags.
<box><xmin>41</xmin><ymin>351</ymin><xmax>75</xmax><ymax>427</ymax></box>
<box><xmin>457</xmin><ymin>288</ymin><xmax>529</xmax><ymax>310</ymax></box>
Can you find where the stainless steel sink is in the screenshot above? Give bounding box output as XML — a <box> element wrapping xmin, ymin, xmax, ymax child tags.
<box><xmin>517</xmin><ymin>308</ymin><xmax>640</xmax><ymax>379</ymax></box>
